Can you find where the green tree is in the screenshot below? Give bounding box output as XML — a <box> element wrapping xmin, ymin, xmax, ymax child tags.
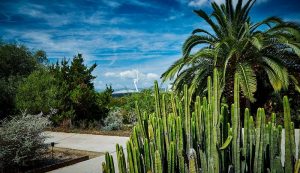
<box><xmin>161</xmin><ymin>0</ymin><xmax>300</xmax><ymax>104</ymax></box>
<box><xmin>15</xmin><ymin>69</ymin><xmax>60</xmax><ymax>115</ymax></box>
<box><xmin>97</xmin><ymin>85</ymin><xmax>114</xmax><ymax>120</ymax></box>
<box><xmin>0</xmin><ymin>42</ymin><xmax>46</xmax><ymax>118</ymax></box>
<box><xmin>50</xmin><ymin>54</ymin><xmax>101</xmax><ymax>123</ymax></box>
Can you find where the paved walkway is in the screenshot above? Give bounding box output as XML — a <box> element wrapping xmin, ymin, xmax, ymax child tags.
<box><xmin>44</xmin><ymin>131</ymin><xmax>129</xmax><ymax>173</ymax></box>
<box><xmin>44</xmin><ymin>129</ymin><xmax>299</xmax><ymax>173</ymax></box>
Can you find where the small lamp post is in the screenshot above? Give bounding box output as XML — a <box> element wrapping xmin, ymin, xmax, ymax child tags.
<box><xmin>51</xmin><ymin>142</ymin><xmax>55</xmax><ymax>159</ymax></box>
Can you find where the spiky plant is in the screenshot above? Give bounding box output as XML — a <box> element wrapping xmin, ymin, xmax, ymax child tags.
<box><xmin>102</xmin><ymin>69</ymin><xmax>298</xmax><ymax>173</ymax></box>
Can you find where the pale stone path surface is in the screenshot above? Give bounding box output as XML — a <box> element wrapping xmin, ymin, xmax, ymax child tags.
<box><xmin>44</xmin><ymin>131</ymin><xmax>129</xmax><ymax>173</ymax></box>
<box><xmin>44</xmin><ymin>129</ymin><xmax>299</xmax><ymax>173</ymax></box>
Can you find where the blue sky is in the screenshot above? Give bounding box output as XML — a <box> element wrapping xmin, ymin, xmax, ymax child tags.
<box><xmin>0</xmin><ymin>0</ymin><xmax>299</xmax><ymax>90</ymax></box>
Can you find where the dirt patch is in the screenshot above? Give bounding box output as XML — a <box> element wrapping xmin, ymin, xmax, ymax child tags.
<box><xmin>46</xmin><ymin>126</ymin><xmax>132</xmax><ymax>137</ymax></box>
<box><xmin>1</xmin><ymin>148</ymin><xmax>103</xmax><ymax>173</ymax></box>
<box><xmin>51</xmin><ymin>147</ymin><xmax>103</xmax><ymax>159</ymax></box>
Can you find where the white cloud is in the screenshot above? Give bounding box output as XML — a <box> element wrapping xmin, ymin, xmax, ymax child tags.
<box><xmin>188</xmin><ymin>0</ymin><xmax>208</xmax><ymax>7</ymax></box>
<box><xmin>120</xmin><ymin>70</ymin><xmax>139</xmax><ymax>79</ymax></box>
<box><xmin>104</xmin><ymin>69</ymin><xmax>159</xmax><ymax>80</ymax></box>
<box><xmin>104</xmin><ymin>72</ymin><xmax>118</xmax><ymax>77</ymax></box>
<box><xmin>146</xmin><ymin>73</ymin><xmax>159</xmax><ymax>80</ymax></box>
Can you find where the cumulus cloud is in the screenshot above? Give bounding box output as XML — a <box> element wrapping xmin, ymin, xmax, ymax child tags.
<box><xmin>104</xmin><ymin>72</ymin><xmax>118</xmax><ymax>77</ymax></box>
<box><xmin>120</xmin><ymin>70</ymin><xmax>139</xmax><ymax>78</ymax></box>
<box><xmin>104</xmin><ymin>69</ymin><xmax>159</xmax><ymax>80</ymax></box>
<box><xmin>146</xmin><ymin>73</ymin><xmax>159</xmax><ymax>80</ymax></box>
<box><xmin>188</xmin><ymin>0</ymin><xmax>207</xmax><ymax>7</ymax></box>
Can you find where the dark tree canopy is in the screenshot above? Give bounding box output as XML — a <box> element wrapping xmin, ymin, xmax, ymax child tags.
<box><xmin>0</xmin><ymin>42</ymin><xmax>45</xmax><ymax>118</ymax></box>
<box><xmin>50</xmin><ymin>54</ymin><xmax>101</xmax><ymax>123</ymax></box>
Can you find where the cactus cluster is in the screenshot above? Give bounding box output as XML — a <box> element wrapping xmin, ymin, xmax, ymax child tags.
<box><xmin>102</xmin><ymin>69</ymin><xmax>300</xmax><ymax>173</ymax></box>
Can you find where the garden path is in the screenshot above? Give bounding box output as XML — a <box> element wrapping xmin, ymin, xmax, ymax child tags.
<box><xmin>44</xmin><ymin>130</ymin><xmax>300</xmax><ymax>173</ymax></box>
<box><xmin>44</xmin><ymin>131</ymin><xmax>129</xmax><ymax>173</ymax></box>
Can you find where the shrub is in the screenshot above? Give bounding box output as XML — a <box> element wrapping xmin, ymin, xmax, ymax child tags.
<box><xmin>16</xmin><ymin>69</ymin><xmax>60</xmax><ymax>115</ymax></box>
<box><xmin>102</xmin><ymin>108</ymin><xmax>123</xmax><ymax>131</ymax></box>
<box><xmin>122</xmin><ymin>110</ymin><xmax>137</xmax><ymax>124</ymax></box>
<box><xmin>0</xmin><ymin>113</ymin><xmax>50</xmax><ymax>167</ymax></box>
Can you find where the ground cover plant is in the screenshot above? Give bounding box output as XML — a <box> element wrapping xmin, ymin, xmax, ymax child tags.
<box><xmin>0</xmin><ymin>113</ymin><xmax>50</xmax><ymax>167</ymax></box>
<box><xmin>102</xmin><ymin>69</ymin><xmax>300</xmax><ymax>173</ymax></box>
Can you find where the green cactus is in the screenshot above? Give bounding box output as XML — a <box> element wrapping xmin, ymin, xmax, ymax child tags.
<box><xmin>283</xmin><ymin>96</ymin><xmax>293</xmax><ymax>173</ymax></box>
<box><xmin>184</xmin><ymin>84</ymin><xmax>191</xmax><ymax>153</ymax></box>
<box><xmin>167</xmin><ymin>142</ymin><xmax>175</xmax><ymax>173</ymax></box>
<box><xmin>144</xmin><ymin>138</ymin><xmax>151</xmax><ymax>172</ymax></box>
<box><xmin>104</xmin><ymin>152</ymin><xmax>115</xmax><ymax>173</ymax></box>
<box><xmin>116</xmin><ymin>144</ymin><xmax>126</xmax><ymax>173</ymax></box>
<box><xmin>126</xmin><ymin>141</ymin><xmax>134</xmax><ymax>172</ymax></box>
<box><xmin>232</xmin><ymin>73</ymin><xmax>241</xmax><ymax>173</ymax></box>
<box><xmin>295</xmin><ymin>160</ymin><xmax>300</xmax><ymax>173</ymax></box>
<box><xmin>189</xmin><ymin>149</ymin><xmax>198</xmax><ymax>173</ymax></box>
<box><xmin>155</xmin><ymin>150</ymin><xmax>162</xmax><ymax>173</ymax></box>
<box><xmin>101</xmin><ymin>69</ymin><xmax>298</xmax><ymax>173</ymax></box>
<box><xmin>154</xmin><ymin>80</ymin><xmax>161</xmax><ymax>118</ymax></box>
<box><xmin>170</xmin><ymin>93</ymin><xmax>178</xmax><ymax>117</ymax></box>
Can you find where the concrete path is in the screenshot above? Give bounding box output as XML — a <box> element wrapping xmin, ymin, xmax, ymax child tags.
<box><xmin>44</xmin><ymin>131</ymin><xmax>129</xmax><ymax>173</ymax></box>
<box><xmin>44</xmin><ymin>129</ymin><xmax>299</xmax><ymax>173</ymax></box>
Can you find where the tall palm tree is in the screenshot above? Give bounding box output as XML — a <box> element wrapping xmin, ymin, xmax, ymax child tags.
<box><xmin>162</xmin><ymin>0</ymin><xmax>300</xmax><ymax>103</ymax></box>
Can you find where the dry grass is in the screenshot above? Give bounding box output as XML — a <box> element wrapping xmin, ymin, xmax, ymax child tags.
<box><xmin>50</xmin><ymin>147</ymin><xmax>103</xmax><ymax>159</ymax></box>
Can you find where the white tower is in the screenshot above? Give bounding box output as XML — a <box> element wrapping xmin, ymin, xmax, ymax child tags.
<box><xmin>133</xmin><ymin>69</ymin><xmax>139</xmax><ymax>92</ymax></box>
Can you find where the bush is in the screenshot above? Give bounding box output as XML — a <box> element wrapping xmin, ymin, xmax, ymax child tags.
<box><xmin>102</xmin><ymin>108</ymin><xmax>123</xmax><ymax>131</ymax></box>
<box><xmin>122</xmin><ymin>110</ymin><xmax>137</xmax><ymax>124</ymax></box>
<box><xmin>16</xmin><ymin>69</ymin><xmax>61</xmax><ymax>115</ymax></box>
<box><xmin>0</xmin><ymin>113</ymin><xmax>50</xmax><ymax>167</ymax></box>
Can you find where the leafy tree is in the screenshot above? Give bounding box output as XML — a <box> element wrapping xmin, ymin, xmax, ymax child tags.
<box><xmin>0</xmin><ymin>42</ymin><xmax>46</xmax><ymax>118</ymax></box>
<box><xmin>97</xmin><ymin>85</ymin><xmax>114</xmax><ymax>109</ymax></box>
<box><xmin>15</xmin><ymin>69</ymin><xmax>60</xmax><ymax>115</ymax></box>
<box><xmin>123</xmin><ymin>89</ymin><xmax>156</xmax><ymax>114</ymax></box>
<box><xmin>50</xmin><ymin>54</ymin><xmax>101</xmax><ymax>123</ymax></box>
<box><xmin>162</xmin><ymin>0</ymin><xmax>300</xmax><ymax>106</ymax></box>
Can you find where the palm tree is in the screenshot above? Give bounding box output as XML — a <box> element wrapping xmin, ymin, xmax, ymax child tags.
<box><xmin>161</xmin><ymin>0</ymin><xmax>300</xmax><ymax>103</ymax></box>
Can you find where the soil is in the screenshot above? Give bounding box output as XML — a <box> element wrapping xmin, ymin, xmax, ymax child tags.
<box><xmin>46</xmin><ymin>125</ymin><xmax>132</xmax><ymax>137</ymax></box>
<box><xmin>1</xmin><ymin>148</ymin><xmax>103</xmax><ymax>173</ymax></box>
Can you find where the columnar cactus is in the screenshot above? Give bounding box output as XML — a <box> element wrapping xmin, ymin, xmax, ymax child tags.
<box><xmin>102</xmin><ymin>69</ymin><xmax>298</xmax><ymax>173</ymax></box>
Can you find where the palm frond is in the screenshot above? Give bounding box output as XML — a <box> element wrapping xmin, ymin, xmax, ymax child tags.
<box><xmin>182</xmin><ymin>35</ymin><xmax>215</xmax><ymax>58</ymax></box>
<box><xmin>263</xmin><ymin>56</ymin><xmax>289</xmax><ymax>90</ymax></box>
<box><xmin>236</xmin><ymin>63</ymin><xmax>257</xmax><ymax>102</ymax></box>
<box><xmin>250</xmin><ymin>35</ymin><xmax>263</xmax><ymax>50</ymax></box>
<box><xmin>193</xmin><ymin>9</ymin><xmax>222</xmax><ymax>37</ymax></box>
<box><xmin>290</xmin><ymin>75</ymin><xmax>300</xmax><ymax>93</ymax></box>
<box><xmin>250</xmin><ymin>16</ymin><xmax>284</xmax><ymax>32</ymax></box>
<box><xmin>192</xmin><ymin>28</ymin><xmax>216</xmax><ymax>39</ymax></box>
<box><xmin>161</xmin><ymin>58</ymin><xmax>185</xmax><ymax>82</ymax></box>
<box><xmin>285</xmin><ymin>43</ymin><xmax>300</xmax><ymax>57</ymax></box>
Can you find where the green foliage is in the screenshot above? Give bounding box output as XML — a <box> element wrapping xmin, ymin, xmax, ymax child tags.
<box><xmin>102</xmin><ymin>69</ymin><xmax>299</xmax><ymax>173</ymax></box>
<box><xmin>16</xmin><ymin>69</ymin><xmax>60</xmax><ymax>114</ymax></box>
<box><xmin>122</xmin><ymin>89</ymin><xmax>156</xmax><ymax>114</ymax></box>
<box><xmin>109</xmin><ymin>89</ymin><xmax>171</xmax><ymax>124</ymax></box>
<box><xmin>50</xmin><ymin>54</ymin><xmax>102</xmax><ymax>123</ymax></box>
<box><xmin>103</xmin><ymin>108</ymin><xmax>123</xmax><ymax>131</ymax></box>
<box><xmin>0</xmin><ymin>42</ymin><xmax>45</xmax><ymax>117</ymax></box>
<box><xmin>0</xmin><ymin>113</ymin><xmax>50</xmax><ymax>167</ymax></box>
<box><xmin>161</xmin><ymin>0</ymin><xmax>300</xmax><ymax>104</ymax></box>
